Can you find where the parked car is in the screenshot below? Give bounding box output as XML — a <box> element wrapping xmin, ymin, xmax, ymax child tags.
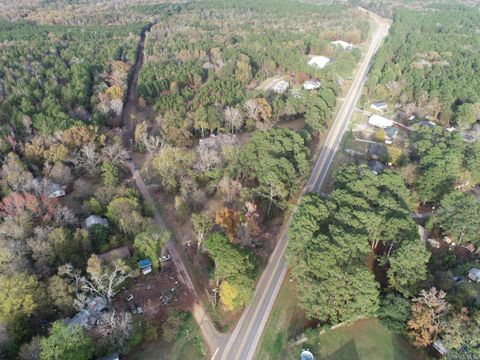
<box><xmin>159</xmin><ymin>252</ymin><xmax>171</xmax><ymax>262</ymax></box>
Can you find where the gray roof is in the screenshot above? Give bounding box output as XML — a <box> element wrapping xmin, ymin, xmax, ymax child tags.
<box><xmin>368</xmin><ymin>160</ymin><xmax>384</xmax><ymax>174</ymax></box>
<box><xmin>86</xmin><ymin>215</ymin><xmax>108</xmax><ymax>228</ymax></box>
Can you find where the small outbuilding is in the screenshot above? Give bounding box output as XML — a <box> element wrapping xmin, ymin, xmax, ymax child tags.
<box><xmin>384</xmin><ymin>126</ymin><xmax>397</xmax><ymax>144</ymax></box>
<box><xmin>468</xmin><ymin>268</ymin><xmax>480</xmax><ymax>282</ymax></box>
<box><xmin>433</xmin><ymin>341</ymin><xmax>449</xmax><ymax>356</ymax></box>
<box><xmin>308</xmin><ymin>56</ymin><xmax>330</xmax><ymax>69</ymax></box>
<box><xmin>370</xmin><ymin>101</ymin><xmax>387</xmax><ymax>111</ymax></box>
<box><xmin>368</xmin><ymin>160</ymin><xmax>384</xmax><ymax>175</ymax></box>
<box><xmin>86</xmin><ymin>215</ymin><xmax>108</xmax><ymax>229</ymax></box>
<box><xmin>47</xmin><ymin>183</ymin><xmax>67</xmax><ymax>198</ymax></box>
<box><xmin>368</xmin><ymin>114</ymin><xmax>394</xmax><ymax>128</ymax></box>
<box><xmin>331</xmin><ymin>40</ymin><xmax>353</xmax><ymax>51</ymax></box>
<box><xmin>303</xmin><ymin>79</ymin><xmax>321</xmax><ymax>90</ymax></box>
<box><xmin>138</xmin><ymin>258</ymin><xmax>153</xmax><ymax>275</ymax></box>
<box><xmin>272</xmin><ymin>80</ymin><xmax>290</xmax><ymax>94</ymax></box>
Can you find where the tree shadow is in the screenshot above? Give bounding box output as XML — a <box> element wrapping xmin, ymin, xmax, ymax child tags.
<box><xmin>324</xmin><ymin>339</ymin><xmax>360</xmax><ymax>360</ymax></box>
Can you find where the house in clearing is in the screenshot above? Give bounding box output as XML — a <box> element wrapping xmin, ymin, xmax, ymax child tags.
<box><xmin>370</xmin><ymin>101</ymin><xmax>388</xmax><ymax>111</ymax></box>
<box><xmin>303</xmin><ymin>78</ymin><xmax>321</xmax><ymax>90</ymax></box>
<box><xmin>272</xmin><ymin>80</ymin><xmax>289</xmax><ymax>94</ymax></box>
<box><xmin>368</xmin><ymin>114</ymin><xmax>394</xmax><ymax>128</ymax></box>
<box><xmin>468</xmin><ymin>268</ymin><xmax>480</xmax><ymax>282</ymax></box>
<box><xmin>86</xmin><ymin>215</ymin><xmax>108</xmax><ymax>229</ymax></box>
<box><xmin>331</xmin><ymin>40</ymin><xmax>353</xmax><ymax>51</ymax></box>
<box><xmin>66</xmin><ymin>296</ymin><xmax>107</xmax><ymax>329</ymax></box>
<box><xmin>308</xmin><ymin>56</ymin><xmax>330</xmax><ymax>69</ymax></box>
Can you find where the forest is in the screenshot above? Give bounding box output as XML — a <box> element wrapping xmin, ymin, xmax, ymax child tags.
<box><xmin>0</xmin><ymin>1</ymin><xmax>370</xmax><ymax>359</ymax></box>
<box><xmin>286</xmin><ymin>4</ymin><xmax>480</xmax><ymax>359</ymax></box>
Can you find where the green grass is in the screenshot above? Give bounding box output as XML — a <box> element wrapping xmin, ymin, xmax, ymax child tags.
<box><xmin>255</xmin><ymin>279</ymin><xmax>304</xmax><ymax>360</ymax></box>
<box><xmin>255</xmin><ymin>280</ymin><xmax>430</xmax><ymax>360</ymax></box>
<box><xmin>308</xmin><ymin>319</ymin><xmax>430</xmax><ymax>360</ymax></box>
<box><xmin>129</xmin><ymin>313</ymin><xmax>207</xmax><ymax>360</ymax></box>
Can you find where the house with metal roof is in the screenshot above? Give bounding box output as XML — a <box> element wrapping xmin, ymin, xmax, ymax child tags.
<box><xmin>308</xmin><ymin>56</ymin><xmax>330</xmax><ymax>69</ymax></box>
<box><xmin>86</xmin><ymin>215</ymin><xmax>108</xmax><ymax>229</ymax></box>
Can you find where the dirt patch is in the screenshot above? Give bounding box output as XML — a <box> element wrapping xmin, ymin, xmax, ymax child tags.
<box><xmin>114</xmin><ymin>261</ymin><xmax>194</xmax><ymax>326</ymax></box>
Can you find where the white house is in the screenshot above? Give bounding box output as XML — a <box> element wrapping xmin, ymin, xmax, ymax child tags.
<box><xmin>368</xmin><ymin>114</ymin><xmax>394</xmax><ymax>128</ymax></box>
<box><xmin>331</xmin><ymin>40</ymin><xmax>353</xmax><ymax>51</ymax></box>
<box><xmin>370</xmin><ymin>101</ymin><xmax>388</xmax><ymax>111</ymax></box>
<box><xmin>303</xmin><ymin>79</ymin><xmax>321</xmax><ymax>90</ymax></box>
<box><xmin>308</xmin><ymin>56</ymin><xmax>330</xmax><ymax>69</ymax></box>
<box><xmin>272</xmin><ymin>80</ymin><xmax>289</xmax><ymax>94</ymax></box>
<box><xmin>468</xmin><ymin>268</ymin><xmax>480</xmax><ymax>282</ymax></box>
<box><xmin>46</xmin><ymin>183</ymin><xmax>66</xmax><ymax>198</ymax></box>
<box><xmin>86</xmin><ymin>215</ymin><xmax>108</xmax><ymax>229</ymax></box>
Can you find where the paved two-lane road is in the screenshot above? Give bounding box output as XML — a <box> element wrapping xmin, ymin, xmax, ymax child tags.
<box><xmin>218</xmin><ymin>10</ymin><xmax>390</xmax><ymax>360</ymax></box>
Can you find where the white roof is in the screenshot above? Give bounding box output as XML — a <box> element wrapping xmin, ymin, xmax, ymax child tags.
<box><xmin>370</xmin><ymin>101</ymin><xmax>387</xmax><ymax>110</ymax></box>
<box><xmin>308</xmin><ymin>56</ymin><xmax>330</xmax><ymax>69</ymax></box>
<box><xmin>331</xmin><ymin>40</ymin><xmax>352</xmax><ymax>49</ymax></box>
<box><xmin>469</xmin><ymin>268</ymin><xmax>480</xmax><ymax>276</ymax></box>
<box><xmin>272</xmin><ymin>80</ymin><xmax>289</xmax><ymax>93</ymax></box>
<box><xmin>368</xmin><ymin>115</ymin><xmax>394</xmax><ymax>128</ymax></box>
<box><xmin>86</xmin><ymin>215</ymin><xmax>108</xmax><ymax>228</ymax></box>
<box><xmin>303</xmin><ymin>79</ymin><xmax>321</xmax><ymax>90</ymax></box>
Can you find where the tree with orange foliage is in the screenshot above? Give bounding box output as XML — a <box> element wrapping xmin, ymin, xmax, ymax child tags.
<box><xmin>407</xmin><ymin>288</ymin><xmax>449</xmax><ymax>347</ymax></box>
<box><xmin>0</xmin><ymin>192</ymin><xmax>58</xmax><ymax>222</ymax></box>
<box><xmin>215</xmin><ymin>207</ymin><xmax>240</xmax><ymax>242</ymax></box>
<box><xmin>62</xmin><ymin>126</ymin><xmax>96</xmax><ymax>148</ymax></box>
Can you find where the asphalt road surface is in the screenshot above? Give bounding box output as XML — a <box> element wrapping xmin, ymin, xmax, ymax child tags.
<box><xmin>217</xmin><ymin>10</ymin><xmax>390</xmax><ymax>360</ymax></box>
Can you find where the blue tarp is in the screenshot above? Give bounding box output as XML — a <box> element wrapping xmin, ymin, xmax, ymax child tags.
<box><xmin>138</xmin><ymin>259</ymin><xmax>152</xmax><ymax>269</ymax></box>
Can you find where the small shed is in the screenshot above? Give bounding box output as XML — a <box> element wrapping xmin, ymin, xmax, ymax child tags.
<box><xmin>308</xmin><ymin>56</ymin><xmax>330</xmax><ymax>69</ymax></box>
<box><xmin>433</xmin><ymin>341</ymin><xmax>449</xmax><ymax>356</ymax></box>
<box><xmin>86</xmin><ymin>215</ymin><xmax>108</xmax><ymax>229</ymax></box>
<box><xmin>368</xmin><ymin>160</ymin><xmax>384</xmax><ymax>175</ymax></box>
<box><xmin>370</xmin><ymin>101</ymin><xmax>387</xmax><ymax>111</ymax></box>
<box><xmin>272</xmin><ymin>80</ymin><xmax>290</xmax><ymax>94</ymax></box>
<box><xmin>303</xmin><ymin>79</ymin><xmax>321</xmax><ymax>90</ymax></box>
<box><xmin>468</xmin><ymin>268</ymin><xmax>480</xmax><ymax>282</ymax></box>
<box><xmin>97</xmin><ymin>353</ymin><xmax>119</xmax><ymax>360</ymax></box>
<box><xmin>138</xmin><ymin>259</ymin><xmax>152</xmax><ymax>269</ymax></box>
<box><xmin>368</xmin><ymin>115</ymin><xmax>394</xmax><ymax>128</ymax></box>
<box><xmin>47</xmin><ymin>183</ymin><xmax>66</xmax><ymax>198</ymax></box>
<box><xmin>384</xmin><ymin>126</ymin><xmax>397</xmax><ymax>144</ymax></box>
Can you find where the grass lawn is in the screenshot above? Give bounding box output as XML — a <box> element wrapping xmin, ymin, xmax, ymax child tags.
<box><xmin>309</xmin><ymin>318</ymin><xmax>430</xmax><ymax>360</ymax></box>
<box><xmin>255</xmin><ymin>279</ymin><xmax>429</xmax><ymax>360</ymax></box>
<box><xmin>127</xmin><ymin>313</ymin><xmax>207</xmax><ymax>360</ymax></box>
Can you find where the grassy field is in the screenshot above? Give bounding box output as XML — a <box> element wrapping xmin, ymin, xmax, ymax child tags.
<box><xmin>128</xmin><ymin>313</ymin><xmax>207</xmax><ymax>360</ymax></box>
<box><xmin>255</xmin><ymin>279</ymin><xmax>429</xmax><ymax>360</ymax></box>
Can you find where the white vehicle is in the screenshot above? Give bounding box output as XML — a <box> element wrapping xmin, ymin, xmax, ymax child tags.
<box><xmin>141</xmin><ymin>266</ymin><xmax>152</xmax><ymax>275</ymax></box>
<box><xmin>126</xmin><ymin>293</ymin><xmax>134</xmax><ymax>302</ymax></box>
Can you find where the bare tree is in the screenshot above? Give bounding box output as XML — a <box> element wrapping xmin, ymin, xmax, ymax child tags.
<box><xmin>191</xmin><ymin>212</ymin><xmax>212</xmax><ymax>251</ymax></box>
<box><xmin>218</xmin><ymin>175</ymin><xmax>242</xmax><ymax>203</ymax></box>
<box><xmin>141</xmin><ymin>134</ymin><xmax>165</xmax><ymax>153</ymax></box>
<box><xmin>101</xmin><ymin>143</ymin><xmax>129</xmax><ymax>165</ymax></box>
<box><xmin>54</xmin><ymin>206</ymin><xmax>77</xmax><ymax>227</ymax></box>
<box><xmin>243</xmin><ymin>99</ymin><xmax>260</xmax><ymax>121</ymax></box>
<box><xmin>224</xmin><ymin>106</ymin><xmax>243</xmax><ymax>133</ymax></box>
<box><xmin>59</xmin><ymin>255</ymin><xmax>133</xmax><ymax>306</ymax></box>
<box><xmin>70</xmin><ymin>144</ymin><xmax>100</xmax><ymax>174</ymax></box>
<box><xmin>110</xmin><ymin>99</ymin><xmax>123</xmax><ymax>117</ymax></box>
<box><xmin>97</xmin><ymin>310</ymin><xmax>133</xmax><ymax>353</ymax></box>
<box><xmin>196</xmin><ymin>142</ymin><xmax>221</xmax><ymax>171</ymax></box>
